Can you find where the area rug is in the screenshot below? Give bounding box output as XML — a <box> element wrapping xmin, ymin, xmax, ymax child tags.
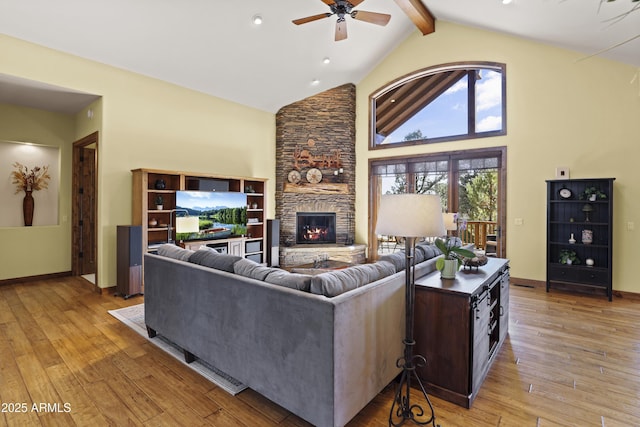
<box><xmin>108</xmin><ymin>304</ymin><xmax>246</xmax><ymax>395</ymax></box>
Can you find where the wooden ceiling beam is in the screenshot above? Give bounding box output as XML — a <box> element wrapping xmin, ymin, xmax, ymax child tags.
<box><xmin>393</xmin><ymin>0</ymin><xmax>436</xmax><ymax>35</ymax></box>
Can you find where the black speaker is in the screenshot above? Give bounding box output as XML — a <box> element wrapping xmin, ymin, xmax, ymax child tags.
<box><xmin>199</xmin><ymin>179</ymin><xmax>229</xmax><ymax>191</ymax></box>
<box><xmin>266</xmin><ymin>219</ymin><xmax>280</xmax><ymax>267</ymax></box>
<box><xmin>117</xmin><ymin>225</ymin><xmax>143</xmax><ymax>299</ymax></box>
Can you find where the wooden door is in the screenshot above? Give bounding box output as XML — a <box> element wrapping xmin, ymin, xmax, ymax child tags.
<box><xmin>72</xmin><ymin>132</ymin><xmax>98</xmax><ymax>279</ymax></box>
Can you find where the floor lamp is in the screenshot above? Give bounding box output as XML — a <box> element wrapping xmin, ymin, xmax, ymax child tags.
<box><xmin>376</xmin><ymin>194</ymin><xmax>445</xmax><ymax>427</ymax></box>
<box><xmin>169</xmin><ymin>209</ymin><xmax>199</xmax><ymax>243</ymax></box>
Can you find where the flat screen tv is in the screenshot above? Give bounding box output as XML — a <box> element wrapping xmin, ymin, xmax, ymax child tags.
<box><xmin>175</xmin><ymin>191</ymin><xmax>247</xmax><ymax>241</ymax></box>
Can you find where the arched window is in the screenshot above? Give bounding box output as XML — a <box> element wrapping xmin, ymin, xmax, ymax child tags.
<box><xmin>370</xmin><ymin>62</ymin><xmax>506</xmax><ymax>149</ymax></box>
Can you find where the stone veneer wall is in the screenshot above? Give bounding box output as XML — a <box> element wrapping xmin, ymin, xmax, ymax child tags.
<box><xmin>275</xmin><ymin>84</ymin><xmax>356</xmax><ymax>248</ymax></box>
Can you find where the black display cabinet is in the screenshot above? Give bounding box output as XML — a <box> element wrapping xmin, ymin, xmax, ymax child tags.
<box><xmin>546</xmin><ymin>178</ymin><xmax>615</xmax><ymax>301</ymax></box>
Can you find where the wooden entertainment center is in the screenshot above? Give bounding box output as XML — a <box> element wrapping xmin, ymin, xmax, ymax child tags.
<box><xmin>132</xmin><ymin>168</ymin><xmax>267</xmax><ymax>265</ymax></box>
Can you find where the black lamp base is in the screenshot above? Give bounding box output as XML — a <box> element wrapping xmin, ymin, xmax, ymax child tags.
<box><xmin>388</xmin><ymin>341</ymin><xmax>438</xmax><ymax>426</ymax></box>
<box><xmin>389</xmin><ymin>237</ymin><xmax>439</xmax><ymax>427</ymax></box>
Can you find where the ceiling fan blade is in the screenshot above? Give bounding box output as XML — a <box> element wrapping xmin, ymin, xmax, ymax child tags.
<box><xmin>349</xmin><ymin>0</ymin><xmax>366</xmax><ymax>6</ymax></box>
<box><xmin>292</xmin><ymin>13</ymin><xmax>332</xmax><ymax>25</ymax></box>
<box><xmin>351</xmin><ymin>10</ymin><xmax>391</xmax><ymax>26</ymax></box>
<box><xmin>335</xmin><ymin>20</ymin><xmax>348</xmax><ymax>41</ymax></box>
<box><xmin>320</xmin><ymin>0</ymin><xmax>336</xmax><ymax>4</ymax></box>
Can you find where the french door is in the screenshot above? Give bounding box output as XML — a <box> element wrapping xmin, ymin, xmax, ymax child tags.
<box><xmin>369</xmin><ymin>147</ymin><xmax>506</xmax><ymax>258</ymax></box>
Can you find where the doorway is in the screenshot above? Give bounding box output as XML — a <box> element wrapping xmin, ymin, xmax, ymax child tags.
<box><xmin>369</xmin><ymin>147</ymin><xmax>507</xmax><ymax>258</ymax></box>
<box><xmin>72</xmin><ymin>132</ymin><xmax>98</xmax><ymax>285</ymax></box>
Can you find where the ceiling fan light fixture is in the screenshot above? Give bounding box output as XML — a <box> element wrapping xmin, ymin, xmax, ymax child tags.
<box><xmin>502</xmin><ymin>0</ymin><xmax>513</xmax><ymax>4</ymax></box>
<box><xmin>252</xmin><ymin>14</ymin><xmax>263</xmax><ymax>25</ymax></box>
<box><xmin>292</xmin><ymin>0</ymin><xmax>391</xmax><ymax>41</ymax></box>
<box><xmin>311</xmin><ymin>79</ymin><xmax>320</xmax><ymax>86</ymax></box>
<box><xmin>323</xmin><ymin>57</ymin><xmax>331</xmax><ymax>64</ymax></box>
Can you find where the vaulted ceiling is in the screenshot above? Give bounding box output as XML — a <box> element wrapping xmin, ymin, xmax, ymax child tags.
<box><xmin>1</xmin><ymin>0</ymin><xmax>638</xmax><ymax>114</ymax></box>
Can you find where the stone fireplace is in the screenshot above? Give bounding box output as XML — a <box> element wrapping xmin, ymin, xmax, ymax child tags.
<box><xmin>275</xmin><ymin>84</ymin><xmax>364</xmax><ymax>266</ymax></box>
<box><xmin>296</xmin><ymin>212</ymin><xmax>336</xmax><ymax>244</ymax></box>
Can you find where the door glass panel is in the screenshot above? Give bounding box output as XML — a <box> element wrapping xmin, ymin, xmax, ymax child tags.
<box><xmin>457</xmin><ymin>167</ymin><xmax>498</xmax><ymax>254</ymax></box>
<box><xmin>371</xmin><ymin>149</ymin><xmax>504</xmax><ymax>258</ymax></box>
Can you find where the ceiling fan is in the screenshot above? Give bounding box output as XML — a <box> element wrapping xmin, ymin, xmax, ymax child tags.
<box><xmin>292</xmin><ymin>0</ymin><xmax>391</xmax><ymax>41</ymax></box>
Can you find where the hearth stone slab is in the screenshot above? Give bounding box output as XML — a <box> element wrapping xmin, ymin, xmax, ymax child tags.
<box><xmin>280</xmin><ymin>244</ymin><xmax>367</xmax><ymax>267</ymax></box>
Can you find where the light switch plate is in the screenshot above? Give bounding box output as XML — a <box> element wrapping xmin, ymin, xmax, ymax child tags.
<box><xmin>555</xmin><ymin>167</ymin><xmax>570</xmax><ymax>179</ymax></box>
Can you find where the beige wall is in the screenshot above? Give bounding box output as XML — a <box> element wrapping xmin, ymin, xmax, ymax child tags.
<box><xmin>356</xmin><ymin>21</ymin><xmax>640</xmax><ymax>293</ymax></box>
<box><xmin>0</xmin><ymin>104</ymin><xmax>76</xmax><ymax>280</ymax></box>
<box><xmin>1</xmin><ymin>34</ymin><xmax>276</xmax><ymax>287</ymax></box>
<box><xmin>3</xmin><ymin>21</ymin><xmax>640</xmax><ymax>293</ymax></box>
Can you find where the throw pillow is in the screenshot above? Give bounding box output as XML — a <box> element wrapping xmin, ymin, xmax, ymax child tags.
<box><xmin>156</xmin><ymin>244</ymin><xmax>194</xmax><ymax>261</ymax></box>
<box><xmin>264</xmin><ymin>269</ymin><xmax>313</xmax><ymax>292</ymax></box>
<box><xmin>188</xmin><ymin>247</ymin><xmax>242</xmax><ymax>273</ymax></box>
<box><xmin>234</xmin><ymin>258</ymin><xmax>275</xmax><ymax>281</ymax></box>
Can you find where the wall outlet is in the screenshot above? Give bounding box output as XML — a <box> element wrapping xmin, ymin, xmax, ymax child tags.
<box><xmin>514</xmin><ymin>218</ymin><xmax>524</xmax><ymax>226</ymax></box>
<box><xmin>628</xmin><ymin>221</ymin><xmax>634</xmax><ymax>231</ymax></box>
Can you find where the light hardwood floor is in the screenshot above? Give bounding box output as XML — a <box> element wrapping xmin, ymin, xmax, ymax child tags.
<box><xmin>1</xmin><ymin>276</ymin><xmax>639</xmax><ymax>426</ymax></box>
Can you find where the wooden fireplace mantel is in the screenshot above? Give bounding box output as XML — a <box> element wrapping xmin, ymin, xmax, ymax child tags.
<box><xmin>283</xmin><ymin>182</ymin><xmax>349</xmax><ymax>195</ymax></box>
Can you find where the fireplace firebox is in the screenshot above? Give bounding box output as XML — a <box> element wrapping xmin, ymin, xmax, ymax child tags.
<box><xmin>296</xmin><ymin>212</ymin><xmax>337</xmax><ymax>244</ymax></box>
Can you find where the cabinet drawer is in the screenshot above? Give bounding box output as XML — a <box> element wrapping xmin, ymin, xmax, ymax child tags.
<box><xmin>548</xmin><ymin>265</ymin><xmax>577</xmax><ymax>282</ymax></box>
<box><xmin>577</xmin><ymin>268</ymin><xmax>608</xmax><ymax>286</ymax></box>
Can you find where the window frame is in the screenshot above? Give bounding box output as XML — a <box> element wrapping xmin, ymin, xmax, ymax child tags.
<box><xmin>369</xmin><ymin>61</ymin><xmax>507</xmax><ymax>150</ymax></box>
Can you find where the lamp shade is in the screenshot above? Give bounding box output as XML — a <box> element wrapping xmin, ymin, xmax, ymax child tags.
<box><xmin>176</xmin><ymin>216</ymin><xmax>200</xmax><ymax>233</ymax></box>
<box><xmin>376</xmin><ymin>194</ymin><xmax>446</xmax><ymax>238</ymax></box>
<box><xmin>442</xmin><ymin>212</ymin><xmax>458</xmax><ymax>231</ymax></box>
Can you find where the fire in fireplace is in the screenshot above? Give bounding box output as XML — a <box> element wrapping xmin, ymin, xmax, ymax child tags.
<box><xmin>296</xmin><ymin>212</ymin><xmax>337</xmax><ymax>244</ymax></box>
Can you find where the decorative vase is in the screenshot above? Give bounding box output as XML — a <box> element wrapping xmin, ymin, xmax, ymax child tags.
<box><xmin>582</xmin><ymin>229</ymin><xmax>593</xmax><ymax>245</ymax></box>
<box><xmin>440</xmin><ymin>259</ymin><xmax>458</xmax><ymax>279</ymax></box>
<box><xmin>23</xmin><ymin>190</ymin><xmax>34</xmax><ymax>226</ymax></box>
<box><xmin>155</xmin><ymin>179</ymin><xmax>166</xmax><ymax>190</ymax></box>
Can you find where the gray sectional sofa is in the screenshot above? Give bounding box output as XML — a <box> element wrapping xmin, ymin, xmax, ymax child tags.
<box><xmin>144</xmin><ymin>243</ymin><xmax>444</xmax><ymax>427</ymax></box>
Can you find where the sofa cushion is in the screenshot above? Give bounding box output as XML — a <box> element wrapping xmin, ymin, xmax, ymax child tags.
<box><xmin>188</xmin><ymin>247</ymin><xmax>242</xmax><ymax>273</ymax></box>
<box><xmin>416</xmin><ymin>243</ymin><xmax>441</xmax><ymax>261</ymax></box>
<box><xmin>234</xmin><ymin>258</ymin><xmax>274</xmax><ymax>281</ymax></box>
<box><xmin>264</xmin><ymin>269</ymin><xmax>313</xmax><ymax>292</ymax></box>
<box><xmin>156</xmin><ymin>243</ymin><xmax>194</xmax><ymax>261</ymax></box>
<box><xmin>310</xmin><ymin>261</ymin><xmax>397</xmax><ymax>297</ymax></box>
<box><xmin>379</xmin><ymin>252</ymin><xmax>406</xmax><ymax>272</ymax></box>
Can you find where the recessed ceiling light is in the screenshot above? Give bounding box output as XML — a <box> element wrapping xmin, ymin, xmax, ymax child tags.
<box><xmin>323</xmin><ymin>57</ymin><xmax>331</xmax><ymax>64</ymax></box>
<box><xmin>502</xmin><ymin>0</ymin><xmax>513</xmax><ymax>4</ymax></box>
<box><xmin>252</xmin><ymin>14</ymin><xmax>263</xmax><ymax>25</ymax></box>
<box><xmin>311</xmin><ymin>79</ymin><xmax>320</xmax><ymax>86</ymax></box>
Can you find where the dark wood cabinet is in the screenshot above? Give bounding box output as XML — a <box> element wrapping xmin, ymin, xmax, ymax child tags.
<box><xmin>413</xmin><ymin>258</ymin><xmax>510</xmax><ymax>408</ymax></box>
<box><xmin>546</xmin><ymin>178</ymin><xmax>614</xmax><ymax>301</ymax></box>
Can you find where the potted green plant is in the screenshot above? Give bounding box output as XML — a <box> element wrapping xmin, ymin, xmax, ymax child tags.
<box><xmin>559</xmin><ymin>249</ymin><xmax>581</xmax><ymax>265</ymax></box>
<box><xmin>155</xmin><ymin>195</ymin><xmax>164</xmax><ymax>210</ymax></box>
<box><xmin>580</xmin><ymin>187</ymin><xmax>607</xmax><ymax>202</ymax></box>
<box><xmin>434</xmin><ymin>237</ymin><xmax>476</xmax><ymax>279</ymax></box>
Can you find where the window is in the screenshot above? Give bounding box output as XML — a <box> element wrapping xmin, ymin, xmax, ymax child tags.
<box><xmin>369</xmin><ymin>148</ymin><xmax>506</xmax><ymax>257</ymax></box>
<box><xmin>370</xmin><ymin>62</ymin><xmax>506</xmax><ymax>149</ymax></box>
